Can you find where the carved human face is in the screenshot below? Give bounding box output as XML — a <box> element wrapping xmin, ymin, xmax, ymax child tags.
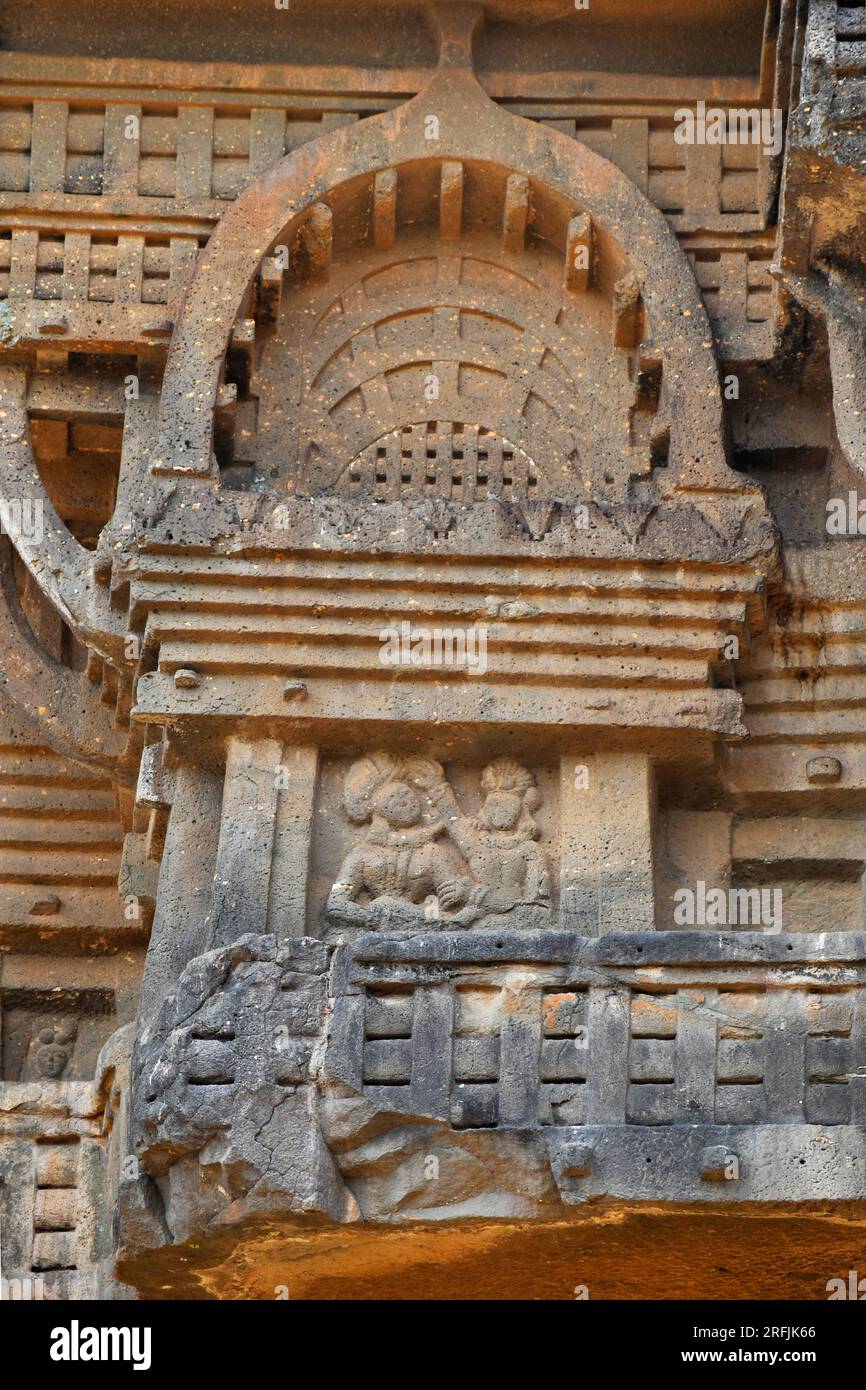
<box><xmin>483</xmin><ymin>790</ymin><xmax>522</xmax><ymax>830</ymax></box>
<box><xmin>373</xmin><ymin>779</ymin><xmax>422</xmax><ymax>828</ymax></box>
<box><xmin>37</xmin><ymin>1045</ymin><xmax>69</xmax><ymax>1078</ymax></box>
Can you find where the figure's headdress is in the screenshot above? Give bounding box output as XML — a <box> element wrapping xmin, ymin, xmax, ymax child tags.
<box><xmin>343</xmin><ymin>752</ymin><xmax>444</xmax><ymax>822</ymax></box>
<box><xmin>479</xmin><ymin>758</ymin><xmax>542</xmax><ymax>835</ymax></box>
<box><xmin>481</xmin><ymin>758</ymin><xmax>541</xmax><ymax>812</ymax></box>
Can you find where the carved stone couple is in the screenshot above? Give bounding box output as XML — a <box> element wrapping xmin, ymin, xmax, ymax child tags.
<box><xmin>326</xmin><ymin>752</ymin><xmax>549</xmax><ymax>930</ymax></box>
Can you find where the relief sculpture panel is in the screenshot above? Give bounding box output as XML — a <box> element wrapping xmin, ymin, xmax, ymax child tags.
<box><xmin>323</xmin><ymin>754</ymin><xmax>552</xmax><ymax>933</ymax></box>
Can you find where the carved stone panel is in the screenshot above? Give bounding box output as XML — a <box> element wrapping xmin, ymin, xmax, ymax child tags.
<box><xmin>312</xmin><ymin>753</ymin><xmax>558</xmax><ymax>937</ymax></box>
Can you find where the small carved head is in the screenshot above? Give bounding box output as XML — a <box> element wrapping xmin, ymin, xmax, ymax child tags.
<box><xmin>479</xmin><ymin>759</ymin><xmax>541</xmax><ymax>834</ymax></box>
<box><xmin>343</xmin><ymin>751</ymin><xmax>444</xmax><ymax>827</ymax></box>
<box><xmin>482</xmin><ymin>789</ymin><xmax>523</xmax><ymax>831</ymax></box>
<box><xmin>372</xmin><ymin>779</ymin><xmax>423</xmax><ymax>829</ymax></box>
<box><xmin>34</xmin><ymin>1019</ymin><xmax>78</xmax><ymax>1079</ymax></box>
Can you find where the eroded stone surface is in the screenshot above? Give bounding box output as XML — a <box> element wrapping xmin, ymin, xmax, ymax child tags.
<box><xmin>2</xmin><ymin>0</ymin><xmax>866</xmax><ymax>1302</ymax></box>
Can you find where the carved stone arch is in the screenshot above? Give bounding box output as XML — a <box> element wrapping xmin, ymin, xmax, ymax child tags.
<box><xmin>257</xmin><ymin>199</ymin><xmax>649</xmax><ymax>504</ymax></box>
<box><xmin>0</xmin><ymin>537</ymin><xmax>129</xmax><ymax>771</ymax></box>
<box><xmin>0</xmin><ymin>366</ymin><xmax>132</xmax><ymax>770</ymax></box>
<box><xmin>153</xmin><ymin>60</ymin><xmax>739</xmax><ymax>501</ymax></box>
<box><xmin>0</xmin><ymin>9</ymin><xmax>771</xmax><ymax>771</ymax></box>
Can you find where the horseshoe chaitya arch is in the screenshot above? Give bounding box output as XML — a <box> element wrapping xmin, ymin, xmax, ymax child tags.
<box><xmin>264</xmin><ymin>230</ymin><xmax>648</xmax><ymax>502</ymax></box>
<box><xmin>153</xmin><ymin>60</ymin><xmax>732</xmax><ymax>495</ymax></box>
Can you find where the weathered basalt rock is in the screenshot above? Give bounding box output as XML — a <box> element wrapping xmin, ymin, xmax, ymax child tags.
<box><xmin>3</xmin><ymin>0</ymin><xmax>866</xmax><ymax>1301</ymax></box>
